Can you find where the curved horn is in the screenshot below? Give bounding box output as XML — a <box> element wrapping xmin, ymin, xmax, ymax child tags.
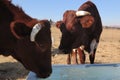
<box><xmin>30</xmin><ymin>23</ymin><xmax>42</xmax><ymax>42</ymax></box>
<box><xmin>76</xmin><ymin>11</ymin><xmax>91</xmax><ymax>17</ymax></box>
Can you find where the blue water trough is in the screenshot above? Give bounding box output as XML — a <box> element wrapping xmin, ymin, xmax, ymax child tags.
<box><xmin>26</xmin><ymin>63</ymin><xmax>120</xmax><ymax>80</ymax></box>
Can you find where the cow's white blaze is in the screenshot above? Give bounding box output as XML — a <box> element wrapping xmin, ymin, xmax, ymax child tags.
<box><xmin>90</xmin><ymin>39</ymin><xmax>98</xmax><ymax>54</ymax></box>
<box><xmin>73</xmin><ymin>49</ymin><xmax>76</xmax><ymax>52</ymax></box>
<box><xmin>30</xmin><ymin>23</ymin><xmax>42</xmax><ymax>42</ymax></box>
<box><xmin>76</xmin><ymin>11</ymin><xmax>91</xmax><ymax>17</ymax></box>
<box><xmin>79</xmin><ymin>45</ymin><xmax>85</xmax><ymax>50</ymax></box>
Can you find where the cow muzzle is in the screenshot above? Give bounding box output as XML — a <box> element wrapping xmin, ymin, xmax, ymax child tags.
<box><xmin>36</xmin><ymin>71</ymin><xmax>52</xmax><ymax>78</ymax></box>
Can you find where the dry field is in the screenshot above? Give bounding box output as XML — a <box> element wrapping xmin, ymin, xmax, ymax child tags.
<box><xmin>0</xmin><ymin>27</ymin><xmax>120</xmax><ymax>80</ymax></box>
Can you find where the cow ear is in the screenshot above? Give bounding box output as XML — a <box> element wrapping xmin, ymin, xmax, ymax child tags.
<box><xmin>56</xmin><ymin>21</ymin><xmax>65</xmax><ymax>31</ymax></box>
<box><xmin>56</xmin><ymin>21</ymin><xmax>63</xmax><ymax>28</ymax></box>
<box><xmin>10</xmin><ymin>21</ymin><xmax>31</xmax><ymax>39</ymax></box>
<box><xmin>80</xmin><ymin>15</ymin><xmax>95</xmax><ymax>28</ymax></box>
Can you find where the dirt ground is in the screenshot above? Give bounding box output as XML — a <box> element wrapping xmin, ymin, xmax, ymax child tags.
<box><xmin>0</xmin><ymin>27</ymin><xmax>120</xmax><ymax>80</ymax></box>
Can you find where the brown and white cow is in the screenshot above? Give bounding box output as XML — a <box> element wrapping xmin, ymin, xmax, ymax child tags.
<box><xmin>56</xmin><ymin>1</ymin><xmax>102</xmax><ymax>64</ymax></box>
<box><xmin>0</xmin><ymin>0</ymin><xmax>52</xmax><ymax>78</ymax></box>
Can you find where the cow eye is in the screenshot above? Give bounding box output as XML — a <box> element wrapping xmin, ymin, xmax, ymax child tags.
<box><xmin>34</xmin><ymin>42</ymin><xmax>45</xmax><ymax>48</ymax></box>
<box><xmin>39</xmin><ymin>44</ymin><xmax>44</xmax><ymax>47</ymax></box>
<box><xmin>77</xmin><ymin>16</ymin><xmax>84</xmax><ymax>19</ymax></box>
<box><xmin>70</xmin><ymin>27</ymin><xmax>75</xmax><ymax>33</ymax></box>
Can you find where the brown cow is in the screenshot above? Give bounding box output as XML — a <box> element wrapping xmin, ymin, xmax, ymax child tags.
<box><xmin>56</xmin><ymin>1</ymin><xmax>102</xmax><ymax>64</ymax></box>
<box><xmin>0</xmin><ymin>0</ymin><xmax>52</xmax><ymax>78</ymax></box>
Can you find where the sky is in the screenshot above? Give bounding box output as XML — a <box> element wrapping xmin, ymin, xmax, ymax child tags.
<box><xmin>12</xmin><ymin>0</ymin><xmax>120</xmax><ymax>26</ymax></box>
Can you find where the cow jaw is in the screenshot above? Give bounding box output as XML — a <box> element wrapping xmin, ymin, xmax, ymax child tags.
<box><xmin>30</xmin><ymin>23</ymin><xmax>42</xmax><ymax>42</ymax></box>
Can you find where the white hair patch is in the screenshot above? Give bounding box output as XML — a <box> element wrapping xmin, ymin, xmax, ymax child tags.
<box><xmin>90</xmin><ymin>39</ymin><xmax>98</xmax><ymax>54</ymax></box>
<box><xmin>73</xmin><ymin>49</ymin><xmax>76</xmax><ymax>52</ymax></box>
<box><xmin>79</xmin><ymin>45</ymin><xmax>85</xmax><ymax>50</ymax></box>
<box><xmin>30</xmin><ymin>23</ymin><xmax>42</xmax><ymax>42</ymax></box>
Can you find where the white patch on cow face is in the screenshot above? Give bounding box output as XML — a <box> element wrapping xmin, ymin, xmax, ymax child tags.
<box><xmin>90</xmin><ymin>39</ymin><xmax>98</xmax><ymax>54</ymax></box>
<box><xmin>79</xmin><ymin>45</ymin><xmax>85</xmax><ymax>50</ymax></box>
<box><xmin>73</xmin><ymin>49</ymin><xmax>76</xmax><ymax>52</ymax></box>
<box><xmin>30</xmin><ymin>23</ymin><xmax>42</xmax><ymax>42</ymax></box>
<box><xmin>76</xmin><ymin>11</ymin><xmax>91</xmax><ymax>17</ymax></box>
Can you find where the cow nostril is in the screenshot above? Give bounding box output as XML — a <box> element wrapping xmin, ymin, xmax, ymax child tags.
<box><xmin>58</xmin><ymin>49</ymin><xmax>70</xmax><ymax>54</ymax></box>
<box><xmin>36</xmin><ymin>72</ymin><xmax>51</xmax><ymax>78</ymax></box>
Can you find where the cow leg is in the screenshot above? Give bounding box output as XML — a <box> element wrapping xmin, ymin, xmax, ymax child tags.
<box><xmin>72</xmin><ymin>49</ymin><xmax>78</xmax><ymax>64</ymax></box>
<box><xmin>67</xmin><ymin>53</ymin><xmax>71</xmax><ymax>64</ymax></box>
<box><xmin>89</xmin><ymin>49</ymin><xmax>96</xmax><ymax>64</ymax></box>
<box><xmin>77</xmin><ymin>47</ymin><xmax>85</xmax><ymax>64</ymax></box>
<box><xmin>89</xmin><ymin>53</ymin><xmax>95</xmax><ymax>64</ymax></box>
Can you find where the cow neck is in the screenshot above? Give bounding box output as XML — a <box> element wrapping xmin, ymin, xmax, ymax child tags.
<box><xmin>3</xmin><ymin>0</ymin><xmax>32</xmax><ymax>23</ymax></box>
<box><xmin>0</xmin><ymin>0</ymin><xmax>13</xmax><ymax>20</ymax></box>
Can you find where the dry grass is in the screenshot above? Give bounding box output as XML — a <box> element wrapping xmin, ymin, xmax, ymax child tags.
<box><xmin>0</xmin><ymin>27</ymin><xmax>120</xmax><ymax>79</ymax></box>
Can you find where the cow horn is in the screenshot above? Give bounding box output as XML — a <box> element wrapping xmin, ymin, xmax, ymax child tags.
<box><xmin>76</xmin><ymin>11</ymin><xmax>91</xmax><ymax>17</ymax></box>
<box><xmin>30</xmin><ymin>23</ymin><xmax>42</xmax><ymax>42</ymax></box>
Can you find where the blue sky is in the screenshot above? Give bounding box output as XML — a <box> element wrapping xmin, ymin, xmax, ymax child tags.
<box><xmin>12</xmin><ymin>0</ymin><xmax>120</xmax><ymax>26</ymax></box>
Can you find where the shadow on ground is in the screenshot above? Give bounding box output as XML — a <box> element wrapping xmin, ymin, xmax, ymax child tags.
<box><xmin>0</xmin><ymin>62</ymin><xmax>28</xmax><ymax>80</ymax></box>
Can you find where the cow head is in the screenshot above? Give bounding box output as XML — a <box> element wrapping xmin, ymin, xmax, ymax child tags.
<box><xmin>10</xmin><ymin>20</ymin><xmax>52</xmax><ymax>78</ymax></box>
<box><xmin>76</xmin><ymin>10</ymin><xmax>95</xmax><ymax>28</ymax></box>
<box><xmin>56</xmin><ymin>21</ymin><xmax>73</xmax><ymax>54</ymax></box>
<box><xmin>56</xmin><ymin>10</ymin><xmax>94</xmax><ymax>54</ymax></box>
<box><xmin>63</xmin><ymin>10</ymin><xmax>94</xmax><ymax>31</ymax></box>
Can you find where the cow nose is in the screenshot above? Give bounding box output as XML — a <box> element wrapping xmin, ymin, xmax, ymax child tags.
<box><xmin>58</xmin><ymin>48</ymin><xmax>65</xmax><ymax>54</ymax></box>
<box><xmin>59</xmin><ymin>49</ymin><xmax>70</xmax><ymax>54</ymax></box>
<box><xmin>37</xmin><ymin>72</ymin><xmax>51</xmax><ymax>78</ymax></box>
